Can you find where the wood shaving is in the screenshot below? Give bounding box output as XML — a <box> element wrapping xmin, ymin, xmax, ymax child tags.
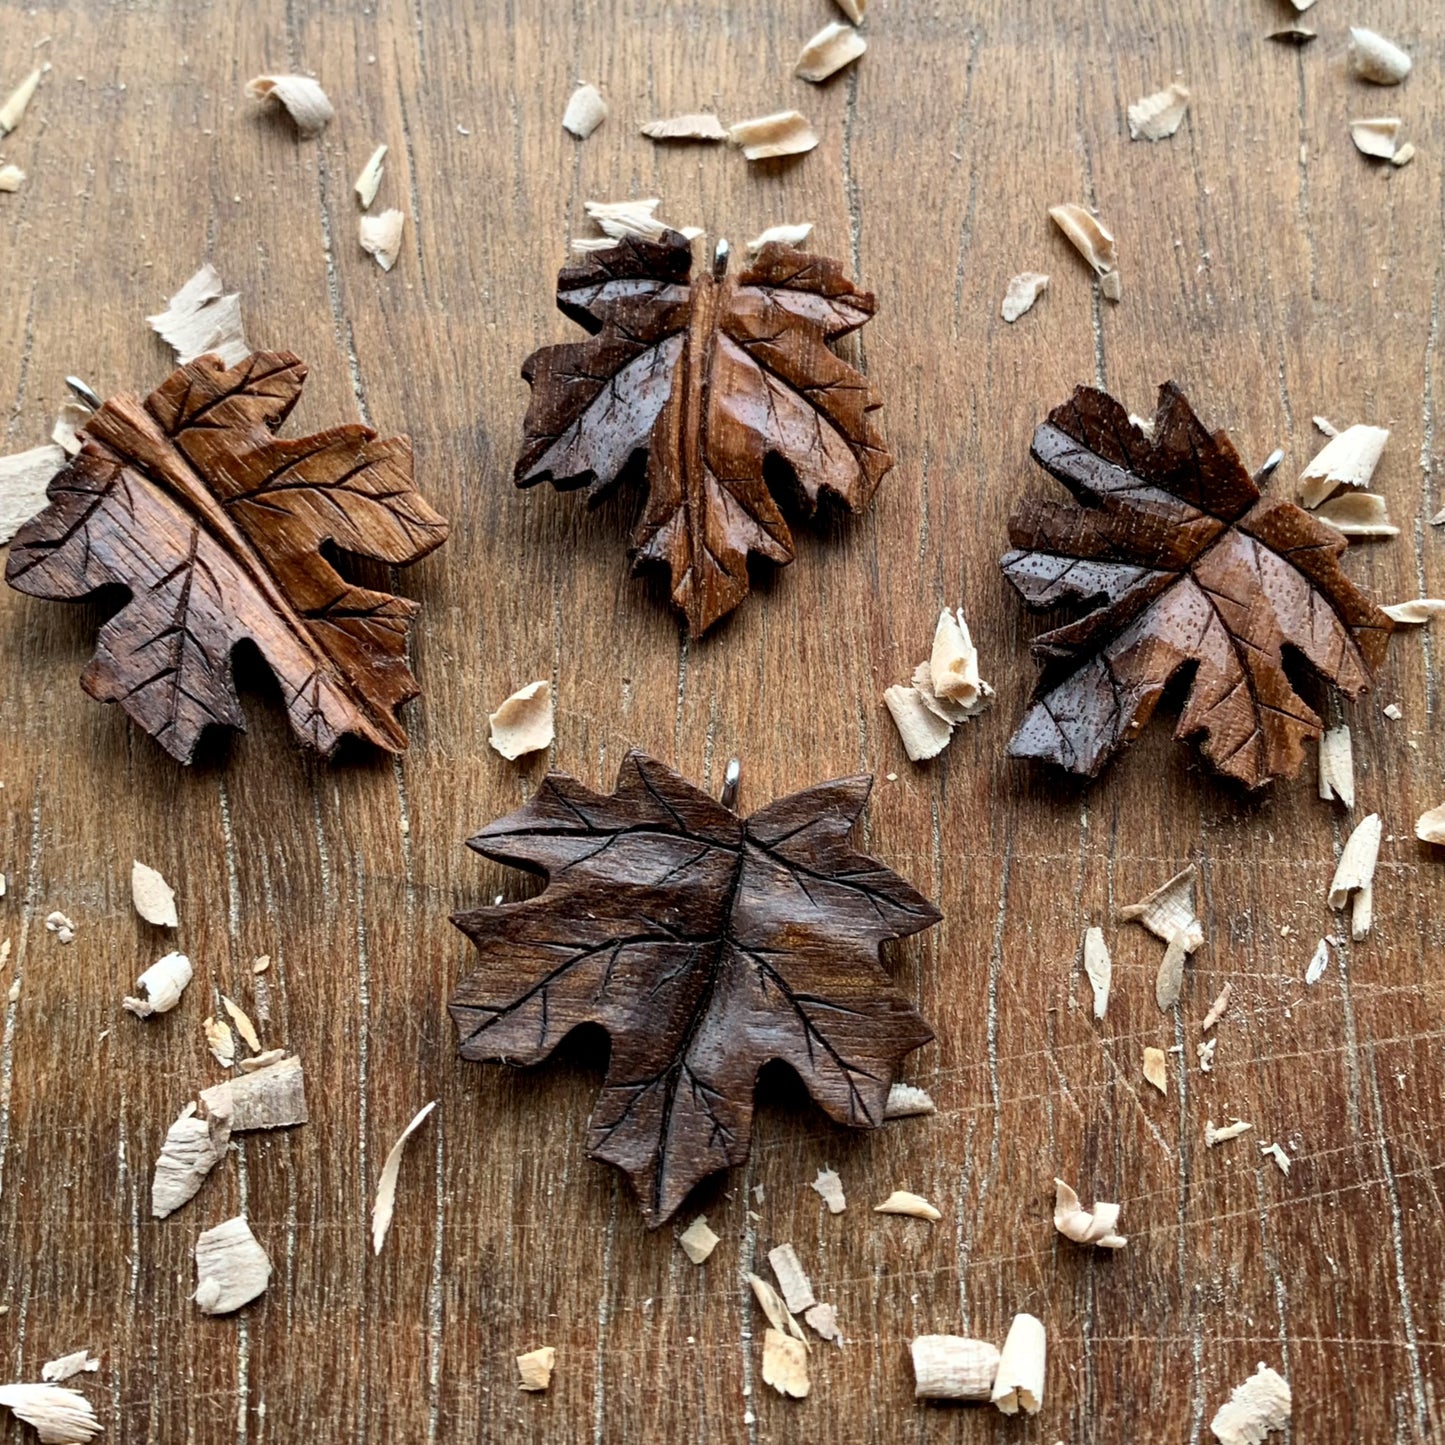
<box><xmin>930</xmin><ymin>607</ymin><xmax>989</xmax><ymax>708</ymax></box>
<box><xmin>203</xmin><ymin>1015</ymin><xmax>235</xmax><ymax>1068</ymax></box>
<box><xmin>810</xmin><ymin>1166</ymin><xmax>846</xmax><ymax>1214</ymax></box>
<box><xmin>1197</xmin><ymin>1037</ymin><xmax>1217</xmax><ymax>1072</ymax></box>
<box><xmin>488</xmin><ymin>680</ymin><xmax>554</xmax><ymax>760</ymax></box>
<box><xmin>1001</xmin><ymin>272</ymin><xmax>1049</xmax><ymax>322</ymax></box>
<box><xmin>1127</xmin><ymin>82</ymin><xmax>1190</xmax><ymax>142</ymax></box>
<box><xmin>677</xmin><ymin>1214</ymin><xmax>719</xmax><ymax>1264</ymax></box>
<box><xmin>200</xmin><ymin>1055</ymin><xmax>307</xmax><ymax>1131</ymax></box>
<box><xmin>194</xmin><ymin>1215</ymin><xmax>271</xmax><ymax>1314</ymax></box>
<box><xmin>1348</xmin><ymin>28</ymin><xmax>1411</xmax><ymax>85</ymax></box>
<box><xmin>1305</xmin><ymin>937</ymin><xmax>1330</xmax><ymax>985</ymax></box>
<box><xmin>39</xmin><ymin>1353</ymin><xmax>98</xmax><ymax>1385</ymax></box>
<box><xmin>746</xmin><ymin>223</ymin><xmax>813</xmax><ymax>255</ymax></box>
<box><xmin>1314</xmin><ymin>489</ymin><xmax>1399</xmax><ymax>539</ymax></box>
<box><xmin>1416</xmin><ymin>804</ymin><xmax>1445</xmax><ymax>845</ymax></box>
<box><xmin>1205</xmin><ymin>1118</ymin><xmax>1253</xmax><ymax>1147</ymax></box>
<box><xmin>884</xmin><ymin>683</ymin><xmax>952</xmax><ymax>761</ymax></box>
<box><xmin>0</xmin><ymin>68</ymin><xmax>42</xmax><ymax>136</ymax></box>
<box><xmin>246</xmin><ymin>74</ymin><xmax>333</xmax><ymax>136</ymax></box>
<box><xmin>1313</xmin><ymin>415</ymin><xmax>1339</xmax><ymax>437</ymax></box>
<box><xmin>729</xmin><ymin>111</ymin><xmax>818</xmax><ymax>161</ymax></box>
<box><xmin>51</xmin><ymin>404</ymin><xmax>89</xmax><ymax>457</ymax></box>
<box><xmin>252</xmin><ymin>954</ymin><xmax>271</xmax><ymax>975</ymax></box>
<box><xmin>359</xmin><ymin>208</ymin><xmax>406</xmax><ymax>271</ymax></box>
<box><xmin>748</xmin><ymin>1273</ymin><xmax>808</xmax><ymax>1344</ymax></box>
<box><xmin>833</xmin><ymin>0</ymin><xmax>867</xmax><ymax>21</ymax></box>
<box><xmin>146</xmin><ymin>264</ymin><xmax>249</xmax><ymax>369</ymax></box>
<box><xmin>221</xmin><ymin>995</ymin><xmax>261</xmax><ymax>1053</ymax></box>
<box><xmin>1121</xmin><ymin>865</ymin><xmax>1201</xmax><ymax>949</ymax></box>
<box><xmin>795</xmin><ymin>22</ymin><xmax>866</xmax><ymax>83</ymax></box>
<box><xmin>371</xmin><ymin>1099</ymin><xmax>437</xmax><ymax>1254</ymax></box>
<box><xmin>803</xmin><ymin>1302</ymin><xmax>841</xmax><ymax>1344</ymax></box>
<box><xmin>1350</xmin><ymin>117</ymin><xmax>1402</xmax><ymax>161</ymax></box>
<box><xmin>123</xmin><ymin>951</ymin><xmax>193</xmax><ymax>1018</ymax></box>
<box><xmin>353</xmin><ymin>143</ymin><xmax>387</xmax><ymax>209</ymax></box>
<box><xmin>768</xmin><ymin>1244</ymin><xmax>816</xmax><ymax>1315</ymax></box>
<box><xmin>1210</xmin><ymin>1362</ymin><xmax>1291</xmax><ymax>1444</ymax></box>
<box><xmin>1053</xmin><ymin>1177</ymin><xmax>1126</xmax><ymax>1248</ymax></box>
<box><xmin>238</xmin><ymin>1047</ymin><xmax>286</xmax><ymax>1073</ymax></box>
<box><xmin>562</xmin><ymin>83</ymin><xmax>607</xmax><ymax>139</ymax></box>
<box><xmin>1391</xmin><ymin>142</ymin><xmax>1416</xmax><ymax>168</ymax></box>
<box><xmin>992</xmin><ymin>1312</ymin><xmax>1045</xmax><ymax>1415</ymax></box>
<box><xmin>874</xmin><ymin>1189</ymin><xmax>941</xmax><ymax>1222</ymax></box>
<box><xmin>44</xmin><ymin>911</ymin><xmax>76</xmax><ymax>944</ymax></box>
<box><xmin>0</xmin><ymin>1383</ymin><xmax>102</xmax><ymax>1443</ymax></box>
<box><xmin>0</xmin><ymin>164</ymin><xmax>24</xmax><ymax>192</ymax></box>
<box><xmin>0</xmin><ymin>444</ymin><xmax>65</xmax><ymax>546</ymax></box>
<box><xmin>516</xmin><ymin>1346</ymin><xmax>556</xmax><ymax>1392</ymax></box>
<box><xmin>151</xmin><ymin>1102</ymin><xmax>231</xmax><ymax>1218</ymax></box>
<box><xmin>1260</xmin><ymin>1141</ymin><xmax>1291</xmax><ymax>1176</ymax></box>
<box><xmin>884</xmin><ymin>1082</ymin><xmax>935</xmax><ymax>1118</ymax></box>
<box><xmin>640</xmin><ymin>113</ymin><xmax>728</xmax><ymax>142</ymax></box>
<box><xmin>911</xmin><ymin>1335</ymin><xmax>1000</xmax><ymax>1399</ymax></box>
<box><xmin>1143</xmin><ymin>1046</ymin><xmax>1168</xmax><ymax>1094</ymax></box>
<box><xmin>1049</xmin><ymin>203</ymin><xmax>1121</xmax><ymax>300</ymax></box>
<box><xmin>1082</xmin><ymin>926</ymin><xmax>1111</xmax><ymax>1020</ymax></box>
<box><xmin>1298</xmin><ymin>424</ymin><xmax>1389</xmax><ymax>508</ymax></box>
<box><xmin>761</xmin><ymin>1328</ymin><xmax>810</xmax><ymax>1398</ymax></box>
<box><xmin>1329</xmin><ymin>813</ymin><xmax>1381</xmax><ymax>940</ymax></box>
<box><xmin>1383</xmin><ymin>598</ymin><xmax>1445</xmax><ymax>624</ymax></box>
<box><xmin>130</xmin><ymin>859</ymin><xmax>178</xmax><ymax>928</ymax></box>
<box><xmin>1317</xmin><ymin>725</ymin><xmax>1354</xmax><ymax>809</ymax></box>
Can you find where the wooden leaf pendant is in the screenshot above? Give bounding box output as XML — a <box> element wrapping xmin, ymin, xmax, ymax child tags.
<box><xmin>450</xmin><ymin>751</ymin><xmax>939</xmax><ymax>1226</ymax></box>
<box><xmin>5</xmin><ymin>352</ymin><xmax>449</xmax><ymax>762</ymax></box>
<box><xmin>516</xmin><ymin>232</ymin><xmax>892</xmax><ymax>636</ymax></box>
<box><xmin>1001</xmin><ymin>383</ymin><xmax>1394</xmax><ymax>787</ymax></box>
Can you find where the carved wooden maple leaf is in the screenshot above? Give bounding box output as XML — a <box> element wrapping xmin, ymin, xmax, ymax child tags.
<box><xmin>516</xmin><ymin>232</ymin><xmax>891</xmax><ymax>635</ymax></box>
<box><xmin>5</xmin><ymin>351</ymin><xmax>448</xmax><ymax>762</ymax></box>
<box><xmin>449</xmin><ymin>751</ymin><xmax>938</xmax><ymax>1226</ymax></box>
<box><xmin>1001</xmin><ymin>383</ymin><xmax>1393</xmax><ymax>788</ymax></box>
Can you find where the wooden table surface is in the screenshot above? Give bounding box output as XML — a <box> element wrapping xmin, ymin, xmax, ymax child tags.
<box><xmin>1</xmin><ymin>1</ymin><xmax>1441</xmax><ymax>1441</ymax></box>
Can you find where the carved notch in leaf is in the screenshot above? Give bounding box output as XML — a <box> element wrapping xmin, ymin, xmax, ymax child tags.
<box><xmin>5</xmin><ymin>352</ymin><xmax>449</xmax><ymax>762</ymax></box>
<box><xmin>516</xmin><ymin>232</ymin><xmax>892</xmax><ymax>636</ymax></box>
<box><xmin>449</xmin><ymin>751</ymin><xmax>938</xmax><ymax>1226</ymax></box>
<box><xmin>1001</xmin><ymin>384</ymin><xmax>1393</xmax><ymax>788</ymax></box>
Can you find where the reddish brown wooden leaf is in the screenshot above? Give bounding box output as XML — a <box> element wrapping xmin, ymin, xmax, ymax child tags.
<box><xmin>516</xmin><ymin>232</ymin><xmax>891</xmax><ymax>635</ymax></box>
<box><xmin>1001</xmin><ymin>383</ymin><xmax>1393</xmax><ymax>788</ymax></box>
<box><xmin>449</xmin><ymin>751</ymin><xmax>938</xmax><ymax>1226</ymax></box>
<box><xmin>6</xmin><ymin>352</ymin><xmax>449</xmax><ymax>762</ymax></box>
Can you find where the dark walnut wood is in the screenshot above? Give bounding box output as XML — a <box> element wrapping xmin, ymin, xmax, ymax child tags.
<box><xmin>1000</xmin><ymin>383</ymin><xmax>1394</xmax><ymax>788</ymax></box>
<box><xmin>5</xmin><ymin>351</ymin><xmax>449</xmax><ymax>762</ymax></box>
<box><xmin>449</xmin><ymin>750</ymin><xmax>939</xmax><ymax>1226</ymax></box>
<box><xmin>515</xmin><ymin>231</ymin><xmax>892</xmax><ymax>636</ymax></box>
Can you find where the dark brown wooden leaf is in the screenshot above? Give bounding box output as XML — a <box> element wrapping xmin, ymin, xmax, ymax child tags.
<box><xmin>5</xmin><ymin>351</ymin><xmax>449</xmax><ymax>762</ymax></box>
<box><xmin>516</xmin><ymin>232</ymin><xmax>892</xmax><ymax>635</ymax></box>
<box><xmin>1000</xmin><ymin>383</ymin><xmax>1393</xmax><ymax>788</ymax></box>
<box><xmin>449</xmin><ymin>751</ymin><xmax>938</xmax><ymax>1226</ymax></box>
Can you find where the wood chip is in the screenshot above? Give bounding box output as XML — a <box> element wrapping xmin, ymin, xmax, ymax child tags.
<box><xmin>746</xmin><ymin>223</ymin><xmax>813</xmax><ymax>255</ymax></box>
<box><xmin>1197</xmin><ymin>1037</ymin><xmax>1217</xmax><ymax>1072</ymax></box>
<box><xmin>1391</xmin><ymin>142</ymin><xmax>1416</xmax><ymax>168</ymax></box>
<box><xmin>1127</xmin><ymin>82</ymin><xmax>1190</xmax><ymax>141</ymax></box>
<box><xmin>1314</xmin><ymin>489</ymin><xmax>1399</xmax><ymax>539</ymax></box>
<box><xmin>0</xmin><ymin>164</ymin><xmax>24</xmax><ymax>192</ymax></box>
<box><xmin>1317</xmin><ymin>725</ymin><xmax>1354</xmax><ymax>809</ymax></box>
<box><xmin>246</xmin><ymin>74</ymin><xmax>333</xmax><ymax>136</ymax></box>
<box><xmin>1210</xmin><ymin>1362</ymin><xmax>1291</xmax><ymax>1444</ymax></box>
<box><xmin>1383</xmin><ymin>702</ymin><xmax>1403</xmax><ymax>721</ymax></box>
<box><xmin>0</xmin><ymin>444</ymin><xmax>66</xmax><ymax>546</ymax></box>
<box><xmin>123</xmin><ymin>951</ymin><xmax>193</xmax><ymax>1018</ymax></box>
<box><xmin>238</xmin><ymin>1047</ymin><xmax>286</xmax><ymax>1073</ymax></box>
<box><xmin>146</xmin><ymin>264</ymin><xmax>250</xmax><ymax>369</ymax></box>
<box><xmin>729</xmin><ymin>111</ymin><xmax>818</xmax><ymax>161</ymax></box>
<box><xmin>911</xmin><ymin>1335</ymin><xmax>1000</xmax><ymax>1399</ymax></box>
<box><xmin>1049</xmin><ymin>203</ymin><xmax>1121</xmax><ymax>300</ymax></box>
<box><xmin>884</xmin><ymin>683</ymin><xmax>952</xmax><ymax>761</ymax></box>
<box><xmin>761</xmin><ymin>1329</ymin><xmax>810</xmax><ymax>1398</ymax></box>
<box><xmin>203</xmin><ymin>1015</ymin><xmax>235</xmax><ymax>1068</ymax></box>
<box><xmin>991</xmin><ymin>1312</ymin><xmax>1045</xmax><ymax>1415</ymax></box>
<box><xmin>1348</xmin><ymin>28</ymin><xmax>1411</xmax><ymax>85</ymax></box>
<box><xmin>252</xmin><ymin>954</ymin><xmax>271</xmax><ymax>975</ymax></box>
<box><xmin>371</xmin><ymin>1100</ymin><xmax>437</xmax><ymax>1254</ymax></box>
<box><xmin>152</xmin><ymin>1102</ymin><xmax>231</xmax><ymax>1218</ymax></box>
<box><xmin>51</xmin><ymin>403</ymin><xmax>89</xmax><ymax>457</ymax></box>
<box><xmin>200</xmin><ymin>1055</ymin><xmax>306</xmax><ymax>1131</ymax></box>
<box><xmin>1383</xmin><ymin>598</ymin><xmax>1445</xmax><ymax>624</ymax></box>
<box><xmin>1120</xmin><ymin>865</ymin><xmax>1201</xmax><ymax>948</ymax></box>
<box><xmin>488</xmin><ymin>680</ymin><xmax>554</xmax><ymax>759</ymax></box>
<box><xmin>0</xmin><ymin>1383</ymin><xmax>102</xmax><ymax>1443</ymax></box>
<box><xmin>516</xmin><ymin>1346</ymin><xmax>556</xmax><ymax>1392</ymax></box>
<box><xmin>874</xmin><ymin>1189</ymin><xmax>941</xmax><ymax>1222</ymax></box>
<box><xmin>45</xmin><ymin>911</ymin><xmax>76</xmax><ymax>944</ymax></box>
<box><xmin>1205</xmin><ymin>1118</ymin><xmax>1253</xmax><ymax>1147</ymax></box>
<box><xmin>1052</xmin><ymin>1177</ymin><xmax>1126</xmax><ymax>1248</ymax></box>
<box><xmin>1260</xmin><ymin>1142</ymin><xmax>1291</xmax><ymax>1176</ymax></box>
<box><xmin>795</xmin><ymin>21</ymin><xmax>866</xmax><ymax>83</ymax></box>
<box><xmin>220</xmin><ymin>994</ymin><xmax>261</xmax><ymax>1053</ymax></box>
<box><xmin>1329</xmin><ymin>812</ymin><xmax>1381</xmax><ymax>943</ymax></box>
<box><xmin>768</xmin><ymin>1244</ymin><xmax>816</xmax><ymax>1315</ymax></box>
<box><xmin>1299</xmin><ymin>424</ymin><xmax>1389</xmax><ymax>508</ymax></box>
<box><xmin>1082</xmin><ymin>926</ymin><xmax>1111</xmax><ymax>1020</ymax></box>
<box><xmin>884</xmin><ymin>1082</ymin><xmax>935</xmax><ymax>1118</ymax></box>
<box><xmin>1143</xmin><ymin>1046</ymin><xmax>1168</xmax><ymax>1094</ymax></box>
<box><xmin>39</xmin><ymin>1353</ymin><xmax>98</xmax><ymax>1385</ymax></box>
<box><xmin>359</xmin><ymin>208</ymin><xmax>406</xmax><ymax>271</ymax></box>
<box><xmin>1350</xmin><ymin>117</ymin><xmax>1402</xmax><ymax>161</ymax></box>
<box><xmin>1001</xmin><ymin>271</ymin><xmax>1049</xmax><ymax>322</ymax></box>
<box><xmin>0</xmin><ymin>68</ymin><xmax>42</xmax><ymax>136</ymax></box>
<box><xmin>1267</xmin><ymin>27</ymin><xmax>1316</xmax><ymax>44</ymax></box>
<box><xmin>833</xmin><ymin>0</ymin><xmax>866</xmax><ymax>21</ymax></box>
<box><xmin>130</xmin><ymin>860</ymin><xmax>178</xmax><ymax>928</ymax></box>
<box><xmin>748</xmin><ymin>1273</ymin><xmax>808</xmax><ymax>1344</ymax></box>
<box><xmin>1416</xmin><ymin>804</ymin><xmax>1445</xmax><ymax>845</ymax></box>
<box><xmin>1305</xmin><ymin>937</ymin><xmax>1330</xmax><ymax>985</ymax></box>
<box><xmin>353</xmin><ymin>143</ymin><xmax>387</xmax><ymax>209</ymax></box>
<box><xmin>194</xmin><ymin>1215</ymin><xmax>271</xmax><ymax>1314</ymax></box>
<box><xmin>803</xmin><ymin>1302</ymin><xmax>841</xmax><ymax>1344</ymax></box>
<box><xmin>562</xmin><ymin>83</ymin><xmax>607</xmax><ymax>139</ymax></box>
<box><xmin>640</xmin><ymin>113</ymin><xmax>729</xmax><ymax>142</ymax></box>
<box><xmin>677</xmin><ymin>1214</ymin><xmax>719</xmax><ymax>1264</ymax></box>
<box><xmin>810</xmin><ymin>1166</ymin><xmax>846</xmax><ymax>1214</ymax></box>
<box><xmin>1155</xmin><ymin>927</ymin><xmax>1193</xmax><ymax>1011</ymax></box>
